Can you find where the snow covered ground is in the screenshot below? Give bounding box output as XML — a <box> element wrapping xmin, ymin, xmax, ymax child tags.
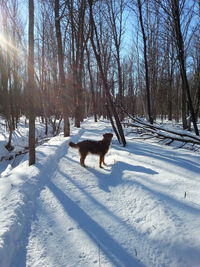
<box><xmin>0</xmin><ymin>118</ymin><xmax>200</xmax><ymax>267</ymax></box>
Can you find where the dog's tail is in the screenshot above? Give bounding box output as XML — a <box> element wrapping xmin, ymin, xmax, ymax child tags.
<box><xmin>69</xmin><ymin>141</ymin><xmax>79</xmax><ymax>148</ymax></box>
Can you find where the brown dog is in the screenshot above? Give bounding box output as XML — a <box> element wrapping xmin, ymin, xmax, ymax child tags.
<box><xmin>69</xmin><ymin>133</ymin><xmax>113</xmax><ymax>168</ymax></box>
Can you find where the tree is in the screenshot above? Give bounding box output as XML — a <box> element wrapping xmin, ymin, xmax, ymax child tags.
<box><xmin>169</xmin><ymin>0</ymin><xmax>199</xmax><ymax>135</ymax></box>
<box><xmin>137</xmin><ymin>0</ymin><xmax>153</xmax><ymax>124</ymax></box>
<box><xmin>88</xmin><ymin>0</ymin><xmax>126</xmax><ymax>146</ymax></box>
<box><xmin>86</xmin><ymin>44</ymin><xmax>97</xmax><ymax>122</ymax></box>
<box><xmin>0</xmin><ymin>0</ymin><xmax>23</xmax><ymax>151</ymax></box>
<box><xmin>67</xmin><ymin>0</ymin><xmax>87</xmax><ymax>127</ymax></box>
<box><xmin>28</xmin><ymin>0</ymin><xmax>35</xmax><ymax>165</ymax></box>
<box><xmin>54</xmin><ymin>0</ymin><xmax>70</xmax><ymax>137</ymax></box>
<box><xmin>107</xmin><ymin>0</ymin><xmax>125</xmax><ymax>120</ymax></box>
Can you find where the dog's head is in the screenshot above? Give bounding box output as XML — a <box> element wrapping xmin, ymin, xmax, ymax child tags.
<box><xmin>103</xmin><ymin>133</ymin><xmax>113</xmax><ymax>141</ymax></box>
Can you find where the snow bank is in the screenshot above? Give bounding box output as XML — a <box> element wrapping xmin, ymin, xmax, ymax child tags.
<box><xmin>0</xmin><ymin>136</ymin><xmax>68</xmax><ymax>267</ymax></box>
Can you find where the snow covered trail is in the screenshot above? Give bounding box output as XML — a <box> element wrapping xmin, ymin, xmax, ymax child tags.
<box><xmin>1</xmin><ymin>119</ymin><xmax>199</xmax><ymax>267</ymax></box>
<box><xmin>24</xmin><ymin>120</ymin><xmax>200</xmax><ymax>267</ymax></box>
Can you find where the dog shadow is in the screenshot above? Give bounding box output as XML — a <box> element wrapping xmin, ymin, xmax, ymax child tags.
<box><xmin>88</xmin><ymin>160</ymin><xmax>158</xmax><ymax>192</ymax></box>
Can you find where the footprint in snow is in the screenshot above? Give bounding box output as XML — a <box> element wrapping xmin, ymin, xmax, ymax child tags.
<box><xmin>135</xmin><ymin>218</ymin><xmax>143</xmax><ymax>223</ymax></box>
<box><xmin>79</xmin><ymin>253</ymin><xmax>86</xmax><ymax>259</ymax></box>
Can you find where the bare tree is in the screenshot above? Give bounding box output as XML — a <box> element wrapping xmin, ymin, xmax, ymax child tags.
<box><xmin>86</xmin><ymin>44</ymin><xmax>97</xmax><ymax>122</ymax></box>
<box><xmin>28</xmin><ymin>0</ymin><xmax>35</xmax><ymax>165</ymax></box>
<box><xmin>54</xmin><ymin>0</ymin><xmax>70</xmax><ymax>137</ymax></box>
<box><xmin>137</xmin><ymin>0</ymin><xmax>153</xmax><ymax>124</ymax></box>
<box><xmin>88</xmin><ymin>0</ymin><xmax>126</xmax><ymax>146</ymax></box>
<box><xmin>67</xmin><ymin>0</ymin><xmax>88</xmax><ymax>128</ymax></box>
<box><xmin>107</xmin><ymin>0</ymin><xmax>125</xmax><ymax>120</ymax></box>
<box><xmin>169</xmin><ymin>0</ymin><xmax>199</xmax><ymax>135</ymax></box>
<box><xmin>0</xmin><ymin>0</ymin><xmax>23</xmax><ymax>151</ymax></box>
<box><xmin>193</xmin><ymin>2</ymin><xmax>200</xmax><ymax>120</ymax></box>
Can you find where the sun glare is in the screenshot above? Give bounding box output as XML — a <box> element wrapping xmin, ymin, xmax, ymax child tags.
<box><xmin>0</xmin><ymin>32</ymin><xmax>18</xmax><ymax>53</ymax></box>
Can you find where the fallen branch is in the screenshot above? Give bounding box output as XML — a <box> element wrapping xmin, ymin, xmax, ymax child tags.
<box><xmin>1</xmin><ymin>137</ymin><xmax>51</xmax><ymax>163</ymax></box>
<box><xmin>117</xmin><ymin>105</ymin><xmax>200</xmax><ymax>147</ymax></box>
<box><xmin>124</xmin><ymin>121</ymin><xmax>200</xmax><ymax>146</ymax></box>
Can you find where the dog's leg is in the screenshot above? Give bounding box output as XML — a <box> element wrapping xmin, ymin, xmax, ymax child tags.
<box><xmin>99</xmin><ymin>154</ymin><xmax>104</xmax><ymax>168</ymax></box>
<box><xmin>80</xmin><ymin>152</ymin><xmax>87</xmax><ymax>167</ymax></box>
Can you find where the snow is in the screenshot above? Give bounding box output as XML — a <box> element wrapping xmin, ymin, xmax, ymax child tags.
<box><xmin>0</xmin><ymin>118</ymin><xmax>200</xmax><ymax>267</ymax></box>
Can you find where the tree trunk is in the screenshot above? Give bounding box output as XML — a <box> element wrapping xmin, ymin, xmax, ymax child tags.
<box><xmin>171</xmin><ymin>0</ymin><xmax>199</xmax><ymax>135</ymax></box>
<box><xmin>108</xmin><ymin>0</ymin><xmax>124</xmax><ymax>121</ymax></box>
<box><xmin>54</xmin><ymin>0</ymin><xmax>70</xmax><ymax>137</ymax></box>
<box><xmin>86</xmin><ymin>46</ymin><xmax>97</xmax><ymax>122</ymax></box>
<box><xmin>88</xmin><ymin>0</ymin><xmax>126</xmax><ymax>146</ymax></box>
<box><xmin>28</xmin><ymin>0</ymin><xmax>35</xmax><ymax>165</ymax></box>
<box><xmin>182</xmin><ymin>81</ymin><xmax>187</xmax><ymax>129</ymax></box>
<box><xmin>68</xmin><ymin>0</ymin><xmax>86</xmax><ymax>128</ymax></box>
<box><xmin>137</xmin><ymin>0</ymin><xmax>153</xmax><ymax>124</ymax></box>
<box><xmin>194</xmin><ymin>65</ymin><xmax>200</xmax><ymax>120</ymax></box>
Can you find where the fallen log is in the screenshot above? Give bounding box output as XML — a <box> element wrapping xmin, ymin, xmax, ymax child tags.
<box><xmin>124</xmin><ymin>120</ymin><xmax>200</xmax><ymax>147</ymax></box>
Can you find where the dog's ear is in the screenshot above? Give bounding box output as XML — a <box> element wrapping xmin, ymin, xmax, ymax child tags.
<box><xmin>103</xmin><ymin>133</ymin><xmax>113</xmax><ymax>139</ymax></box>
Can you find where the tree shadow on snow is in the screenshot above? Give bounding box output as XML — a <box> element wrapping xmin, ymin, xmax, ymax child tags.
<box><xmin>124</xmin><ymin>142</ymin><xmax>200</xmax><ymax>179</ymax></box>
<box><xmin>47</xmin><ymin>181</ymin><xmax>144</xmax><ymax>267</ymax></box>
<box><xmin>88</xmin><ymin>161</ymin><xmax>200</xmax><ymax>215</ymax></box>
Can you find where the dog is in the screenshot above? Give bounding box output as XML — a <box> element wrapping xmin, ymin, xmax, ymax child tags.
<box><xmin>69</xmin><ymin>133</ymin><xmax>113</xmax><ymax>168</ymax></box>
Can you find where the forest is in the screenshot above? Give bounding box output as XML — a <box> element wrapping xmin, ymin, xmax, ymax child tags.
<box><xmin>0</xmin><ymin>0</ymin><xmax>200</xmax><ymax>165</ymax></box>
<box><xmin>1</xmin><ymin>1</ymin><xmax>200</xmax><ymax>266</ymax></box>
